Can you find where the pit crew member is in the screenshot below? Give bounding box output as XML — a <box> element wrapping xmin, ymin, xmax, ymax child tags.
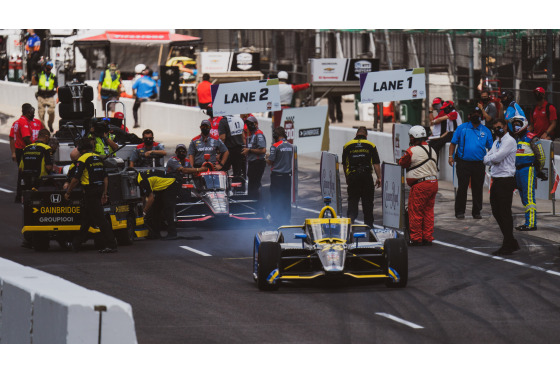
<box><xmin>398</xmin><ymin>126</ymin><xmax>438</xmax><ymax>246</ymax></box>
<box><xmin>342</xmin><ymin>126</ymin><xmax>381</xmax><ymax>228</ymax></box>
<box><xmin>130</xmin><ymin>129</ymin><xmax>167</xmax><ymax>168</ymax></box>
<box><xmin>188</xmin><ymin>120</ymin><xmax>229</xmax><ymax>169</ymax></box>
<box><xmin>511</xmin><ymin>115</ymin><xmax>547</xmax><ymax>231</ymax></box>
<box><xmin>137</xmin><ymin>170</ymin><xmax>179</xmax><ymax>240</ymax></box>
<box><xmin>64</xmin><ymin>138</ymin><xmax>117</xmax><ymax>253</ymax></box>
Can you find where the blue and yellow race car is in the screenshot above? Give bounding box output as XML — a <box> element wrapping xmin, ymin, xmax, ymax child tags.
<box><xmin>252</xmin><ymin>198</ymin><xmax>408</xmax><ymax>291</ymax></box>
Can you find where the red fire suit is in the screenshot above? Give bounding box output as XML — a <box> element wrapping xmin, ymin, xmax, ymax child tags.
<box><xmin>398</xmin><ymin>141</ymin><xmax>439</xmax><ymax>243</ymax></box>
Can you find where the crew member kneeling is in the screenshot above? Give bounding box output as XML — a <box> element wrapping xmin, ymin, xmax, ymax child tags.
<box><xmin>398</xmin><ymin>126</ymin><xmax>438</xmax><ymax>246</ymax></box>
<box><xmin>65</xmin><ymin>138</ymin><xmax>117</xmax><ymax>253</ymax></box>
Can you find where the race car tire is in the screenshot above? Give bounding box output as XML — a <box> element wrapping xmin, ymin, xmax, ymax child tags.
<box><xmin>58</xmin><ymin>102</ymin><xmax>95</xmax><ymax>119</ymax></box>
<box><xmin>58</xmin><ymin>85</ymin><xmax>94</xmax><ymax>103</ymax></box>
<box><xmin>257</xmin><ymin>242</ymin><xmax>281</xmax><ymax>291</ymax></box>
<box><xmin>32</xmin><ymin>232</ymin><xmax>49</xmax><ymax>252</ymax></box>
<box><xmin>384</xmin><ymin>238</ymin><xmax>408</xmax><ymax>288</ymax></box>
<box><xmin>115</xmin><ymin>214</ymin><xmax>136</xmax><ymax>246</ymax></box>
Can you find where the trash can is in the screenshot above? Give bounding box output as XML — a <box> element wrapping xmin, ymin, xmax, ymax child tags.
<box><xmin>399</xmin><ymin>99</ymin><xmax>422</xmax><ymax>125</ymax></box>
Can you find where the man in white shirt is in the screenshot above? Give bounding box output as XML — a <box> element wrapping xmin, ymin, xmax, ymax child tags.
<box><xmin>483</xmin><ymin>119</ymin><xmax>520</xmax><ymax>256</ymax></box>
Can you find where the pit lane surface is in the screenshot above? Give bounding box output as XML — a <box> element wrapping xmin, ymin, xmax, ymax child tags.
<box><xmin>1</xmin><ymin>134</ymin><xmax>560</xmax><ymax>344</ymax></box>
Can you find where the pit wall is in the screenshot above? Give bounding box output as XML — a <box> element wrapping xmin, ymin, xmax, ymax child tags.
<box><xmin>0</xmin><ymin>258</ymin><xmax>136</xmax><ymax>343</ymax></box>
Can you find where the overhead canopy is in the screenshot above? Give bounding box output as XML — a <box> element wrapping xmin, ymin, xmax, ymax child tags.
<box><xmin>75</xmin><ymin>30</ymin><xmax>202</xmax><ymax>73</ymax></box>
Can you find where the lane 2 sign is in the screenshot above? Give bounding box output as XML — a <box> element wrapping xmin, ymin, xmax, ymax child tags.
<box><xmin>211</xmin><ymin>79</ymin><xmax>281</xmax><ymax>116</ymax></box>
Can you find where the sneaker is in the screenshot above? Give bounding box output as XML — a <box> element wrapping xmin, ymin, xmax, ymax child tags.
<box><xmin>99</xmin><ymin>247</ymin><xmax>118</xmax><ymax>253</ymax></box>
<box><xmin>408</xmin><ymin>241</ymin><xmax>423</xmax><ymax>247</ymax></box>
<box><xmin>133</xmin><ymin>123</ymin><xmax>140</xmax><ymax>128</ymax></box>
<box><xmin>455</xmin><ymin>213</ymin><xmax>465</xmax><ymax>219</ymax></box>
<box><xmin>515</xmin><ymin>225</ymin><xmax>537</xmax><ymax>231</ymax></box>
<box><xmin>422</xmin><ymin>240</ymin><xmax>433</xmax><ymax>246</ymax></box>
<box><xmin>473</xmin><ymin>214</ymin><xmax>482</xmax><ymax>219</ymax></box>
<box><xmin>161</xmin><ymin>234</ymin><xmax>178</xmax><ymax>241</ymax></box>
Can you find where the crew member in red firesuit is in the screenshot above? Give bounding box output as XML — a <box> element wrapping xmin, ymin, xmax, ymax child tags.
<box><xmin>398</xmin><ymin>125</ymin><xmax>439</xmax><ymax>246</ymax></box>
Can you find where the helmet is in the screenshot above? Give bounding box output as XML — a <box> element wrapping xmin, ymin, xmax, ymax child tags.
<box><xmin>134</xmin><ymin>64</ymin><xmax>146</xmax><ymax>74</ymax></box>
<box><xmin>45</xmin><ymin>61</ymin><xmax>54</xmax><ymax>68</ymax></box>
<box><xmin>509</xmin><ymin>115</ymin><xmax>528</xmax><ymax>135</ymax></box>
<box><xmin>278</xmin><ymin>71</ymin><xmax>288</xmax><ymax>80</ymax></box>
<box><xmin>114</xmin><ymin>112</ymin><xmax>124</xmax><ymax>119</ymax></box>
<box><xmin>408</xmin><ymin>125</ymin><xmax>427</xmax><ymax>139</ymax></box>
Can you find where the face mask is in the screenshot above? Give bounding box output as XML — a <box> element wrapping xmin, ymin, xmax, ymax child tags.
<box><xmin>201</xmin><ymin>128</ymin><xmax>210</xmax><ymax>136</ymax></box>
<box><xmin>433</xmin><ymin>104</ymin><xmax>441</xmax><ymax>111</ymax></box>
<box><xmin>481</xmin><ymin>98</ymin><xmax>490</xmax><ymax>104</ymax></box>
<box><xmin>356</xmin><ymin>134</ymin><xmax>367</xmax><ymax>140</ymax></box>
<box><xmin>470</xmin><ymin>115</ymin><xmax>481</xmax><ymax>125</ymax></box>
<box><xmin>143</xmin><ymin>139</ymin><xmax>154</xmax><ymax>146</ymax></box>
<box><xmin>247</xmin><ymin>124</ymin><xmax>257</xmax><ymax>132</ymax></box>
<box><xmin>495</xmin><ymin>127</ymin><xmax>505</xmax><ymax>137</ymax></box>
<box><xmin>177</xmin><ymin>151</ymin><xmax>187</xmax><ymax>159</ymax></box>
<box><xmin>534</xmin><ymin>93</ymin><xmax>544</xmax><ymax>101</ymax></box>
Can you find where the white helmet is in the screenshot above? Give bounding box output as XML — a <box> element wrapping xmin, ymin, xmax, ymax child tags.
<box><xmin>509</xmin><ymin>115</ymin><xmax>528</xmax><ymax>134</ymax></box>
<box><xmin>409</xmin><ymin>125</ymin><xmax>427</xmax><ymax>139</ymax></box>
<box><xmin>278</xmin><ymin>71</ymin><xmax>288</xmax><ymax>80</ymax></box>
<box><xmin>134</xmin><ymin>63</ymin><xmax>146</xmax><ymax>74</ymax></box>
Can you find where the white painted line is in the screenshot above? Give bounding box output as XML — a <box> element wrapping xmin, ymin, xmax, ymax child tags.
<box><xmin>180</xmin><ymin>245</ymin><xmax>212</xmax><ymax>257</ymax></box>
<box><xmin>0</xmin><ymin>187</ymin><xmax>14</xmax><ymax>193</ymax></box>
<box><xmin>375</xmin><ymin>312</ymin><xmax>424</xmax><ymax>329</ymax></box>
<box><xmin>0</xmin><ymin>139</ymin><xmax>9</xmax><ymax>144</ymax></box>
<box><xmin>297</xmin><ymin>205</ymin><xmax>560</xmax><ymax>279</ymax></box>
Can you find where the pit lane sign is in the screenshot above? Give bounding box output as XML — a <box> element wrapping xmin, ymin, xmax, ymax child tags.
<box><xmin>279</xmin><ymin>106</ymin><xmax>328</xmax><ymax>154</ymax></box>
<box><xmin>382</xmin><ymin>162</ymin><xmax>405</xmax><ymax>230</ymax></box>
<box><xmin>211</xmin><ymin>79</ymin><xmax>281</xmax><ymax>116</ymax></box>
<box><xmin>360</xmin><ymin>68</ymin><xmax>426</xmax><ymax>103</ymax></box>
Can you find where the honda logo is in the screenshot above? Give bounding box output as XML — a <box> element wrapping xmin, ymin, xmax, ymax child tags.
<box><xmin>50</xmin><ymin>194</ymin><xmax>62</xmax><ymax>204</ymax></box>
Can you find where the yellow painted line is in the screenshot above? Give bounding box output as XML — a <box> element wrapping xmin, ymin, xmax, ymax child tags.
<box><xmin>344</xmin><ymin>273</ymin><xmax>389</xmax><ymax>279</ymax></box>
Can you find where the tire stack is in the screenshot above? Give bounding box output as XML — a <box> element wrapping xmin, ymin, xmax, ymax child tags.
<box><xmin>56</xmin><ymin>83</ymin><xmax>95</xmax><ymax>141</ymax></box>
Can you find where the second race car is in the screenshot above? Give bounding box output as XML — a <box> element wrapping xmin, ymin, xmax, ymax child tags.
<box><xmin>252</xmin><ymin>197</ymin><xmax>408</xmax><ymax>290</ymax></box>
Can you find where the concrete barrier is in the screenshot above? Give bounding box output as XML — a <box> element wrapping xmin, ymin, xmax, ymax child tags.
<box><xmin>0</xmin><ymin>257</ymin><xmax>136</xmax><ymax>344</ymax></box>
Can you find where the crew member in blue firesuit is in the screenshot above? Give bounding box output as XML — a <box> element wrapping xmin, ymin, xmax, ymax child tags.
<box><xmin>510</xmin><ymin>115</ymin><xmax>547</xmax><ymax>231</ymax></box>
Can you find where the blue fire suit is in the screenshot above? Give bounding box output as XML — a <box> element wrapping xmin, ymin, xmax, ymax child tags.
<box><xmin>515</xmin><ymin>132</ymin><xmax>545</xmax><ymax>228</ymax></box>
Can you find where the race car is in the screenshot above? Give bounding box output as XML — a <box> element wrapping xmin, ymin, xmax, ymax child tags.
<box><xmin>176</xmin><ymin>155</ymin><xmax>261</xmax><ymax>222</ymax></box>
<box><xmin>252</xmin><ymin>197</ymin><xmax>408</xmax><ymax>291</ymax></box>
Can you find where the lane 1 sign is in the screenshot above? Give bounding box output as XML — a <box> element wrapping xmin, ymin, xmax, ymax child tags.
<box><xmin>359</xmin><ymin>68</ymin><xmax>426</xmax><ymax>103</ymax></box>
<box><xmin>211</xmin><ymin>79</ymin><xmax>281</xmax><ymax>116</ymax></box>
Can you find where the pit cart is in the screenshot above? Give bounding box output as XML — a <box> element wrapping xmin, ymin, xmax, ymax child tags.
<box><xmin>252</xmin><ymin>197</ymin><xmax>408</xmax><ymax>291</ymax></box>
<box><xmin>21</xmin><ymin>158</ymin><xmax>148</xmax><ymax>251</ymax></box>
